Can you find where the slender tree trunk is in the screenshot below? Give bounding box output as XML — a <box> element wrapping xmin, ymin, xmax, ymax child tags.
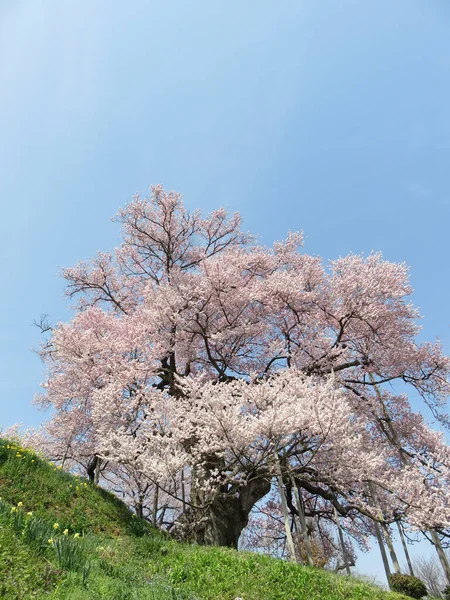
<box><xmin>292</xmin><ymin>481</ymin><xmax>314</xmax><ymax>566</ymax></box>
<box><xmin>158</xmin><ymin>504</ymin><xmax>167</xmax><ymax>527</ymax></box>
<box><xmin>181</xmin><ymin>468</ymin><xmax>186</xmax><ymax>514</ymax></box>
<box><xmin>396</xmin><ymin>521</ymin><xmax>415</xmax><ymax>577</ymax></box>
<box><xmin>87</xmin><ymin>455</ymin><xmax>98</xmax><ymax>483</ymax></box>
<box><xmin>334</xmin><ymin>506</ymin><xmax>351</xmax><ymax>576</ymax></box>
<box><xmin>369</xmin><ymin>482</ymin><xmax>400</xmax><ymax>574</ymax></box>
<box><xmin>291</xmin><ymin>513</ymin><xmax>304</xmax><ymax>564</ymax></box>
<box><xmin>430</xmin><ymin>529</ymin><xmax>450</xmax><ymax>584</ymax></box>
<box><xmin>94</xmin><ymin>457</ymin><xmax>101</xmax><ymax>485</ymax></box>
<box><xmin>374</xmin><ymin>519</ymin><xmax>392</xmax><ymax>586</ymax></box>
<box><xmin>367</xmin><ymin>483</ymin><xmax>392</xmax><ymax>587</ymax></box>
<box><xmin>136</xmin><ymin>496</ymin><xmax>143</xmax><ymax>519</ymax></box>
<box><xmin>273</xmin><ymin>454</ymin><xmax>297</xmax><ymax>562</ymax></box>
<box><xmin>380</xmin><ymin>522</ymin><xmax>401</xmax><ymax>574</ymax></box>
<box><xmin>152</xmin><ymin>484</ymin><xmax>159</xmax><ymax>525</ymax></box>
<box><xmin>61</xmin><ymin>440</ymin><xmax>72</xmax><ymax>469</ymax></box>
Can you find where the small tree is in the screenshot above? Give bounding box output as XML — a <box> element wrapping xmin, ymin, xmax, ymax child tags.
<box><xmin>413</xmin><ymin>554</ymin><xmax>447</xmax><ymax>599</ymax></box>
<box><xmin>389</xmin><ymin>574</ymin><xmax>427</xmax><ymax>599</ymax></box>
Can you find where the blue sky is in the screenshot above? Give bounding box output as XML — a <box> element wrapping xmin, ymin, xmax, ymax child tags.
<box><xmin>1</xmin><ymin>0</ymin><xmax>449</xmax><ymax>583</ymax></box>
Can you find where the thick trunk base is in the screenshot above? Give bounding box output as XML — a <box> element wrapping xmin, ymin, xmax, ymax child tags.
<box><xmin>175</xmin><ymin>475</ymin><xmax>271</xmax><ymax>548</ymax></box>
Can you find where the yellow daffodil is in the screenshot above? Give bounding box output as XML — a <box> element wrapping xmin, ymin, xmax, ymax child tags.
<box><xmin>17</xmin><ymin>502</ymin><xmax>23</xmax><ymax>507</ymax></box>
<box><xmin>53</xmin><ymin>523</ymin><xmax>59</xmax><ymax>530</ymax></box>
<box><xmin>63</xmin><ymin>528</ymin><xmax>69</xmax><ymax>535</ymax></box>
<box><xmin>26</xmin><ymin>511</ymin><xmax>33</xmax><ymax>517</ymax></box>
<box><xmin>48</xmin><ymin>538</ymin><xmax>53</xmax><ymax>544</ymax></box>
<box><xmin>74</xmin><ymin>532</ymin><xmax>80</xmax><ymax>538</ymax></box>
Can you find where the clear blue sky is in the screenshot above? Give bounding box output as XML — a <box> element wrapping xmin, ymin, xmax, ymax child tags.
<box><xmin>1</xmin><ymin>0</ymin><xmax>449</xmax><ymax>583</ymax></box>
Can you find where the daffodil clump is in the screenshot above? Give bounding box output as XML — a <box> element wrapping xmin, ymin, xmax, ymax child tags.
<box><xmin>0</xmin><ymin>494</ymin><xmax>88</xmax><ymax>579</ymax></box>
<box><xmin>68</xmin><ymin>481</ymin><xmax>88</xmax><ymax>491</ymax></box>
<box><xmin>4</xmin><ymin>442</ymin><xmax>38</xmax><ymax>462</ymax></box>
<box><xmin>0</xmin><ymin>496</ymin><xmax>83</xmax><ymax>545</ymax></box>
<box><xmin>48</xmin><ymin>520</ymin><xmax>82</xmax><ymax>540</ymax></box>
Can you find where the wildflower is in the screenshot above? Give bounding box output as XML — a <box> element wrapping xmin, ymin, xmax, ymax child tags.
<box><xmin>31</xmin><ymin>460</ymin><xmax>35</xmax><ymax>463</ymax></box>
<box><xmin>75</xmin><ymin>486</ymin><xmax>79</xmax><ymax>491</ymax></box>
<box><xmin>48</xmin><ymin>538</ymin><xmax>53</xmax><ymax>545</ymax></box>
<box><xmin>84</xmin><ymin>483</ymin><xmax>88</xmax><ymax>488</ymax></box>
<box><xmin>26</xmin><ymin>512</ymin><xmax>33</xmax><ymax>517</ymax></box>
<box><xmin>17</xmin><ymin>502</ymin><xmax>23</xmax><ymax>507</ymax></box>
<box><xmin>10</xmin><ymin>507</ymin><xmax>17</xmax><ymax>513</ymax></box>
<box><xmin>63</xmin><ymin>528</ymin><xmax>69</xmax><ymax>536</ymax></box>
<box><xmin>74</xmin><ymin>533</ymin><xmax>80</xmax><ymax>539</ymax></box>
<box><xmin>53</xmin><ymin>523</ymin><xmax>59</xmax><ymax>530</ymax></box>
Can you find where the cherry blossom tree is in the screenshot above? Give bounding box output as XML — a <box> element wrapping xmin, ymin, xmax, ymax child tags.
<box><xmin>34</xmin><ymin>185</ymin><xmax>450</xmax><ymax>550</ymax></box>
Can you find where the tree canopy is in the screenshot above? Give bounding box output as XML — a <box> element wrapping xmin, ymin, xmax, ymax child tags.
<box><xmin>30</xmin><ymin>185</ymin><xmax>450</xmax><ymax>552</ymax></box>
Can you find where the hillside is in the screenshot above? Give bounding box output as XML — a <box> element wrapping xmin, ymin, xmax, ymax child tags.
<box><xmin>0</xmin><ymin>438</ymin><xmax>409</xmax><ymax>600</ymax></box>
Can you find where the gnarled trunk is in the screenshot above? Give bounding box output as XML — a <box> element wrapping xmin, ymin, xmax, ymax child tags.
<box><xmin>175</xmin><ymin>465</ymin><xmax>271</xmax><ymax>548</ymax></box>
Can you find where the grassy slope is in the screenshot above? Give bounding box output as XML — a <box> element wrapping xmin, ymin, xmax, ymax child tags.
<box><xmin>0</xmin><ymin>439</ymin><xmax>409</xmax><ymax>600</ymax></box>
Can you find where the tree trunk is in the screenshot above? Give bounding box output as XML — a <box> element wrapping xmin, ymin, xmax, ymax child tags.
<box><xmin>152</xmin><ymin>484</ymin><xmax>159</xmax><ymax>525</ymax></box>
<box><xmin>181</xmin><ymin>468</ymin><xmax>186</xmax><ymax>514</ymax></box>
<box><xmin>397</xmin><ymin>521</ymin><xmax>415</xmax><ymax>577</ymax></box>
<box><xmin>380</xmin><ymin>521</ymin><xmax>401</xmax><ymax>574</ymax></box>
<box><xmin>176</xmin><ymin>462</ymin><xmax>270</xmax><ymax>548</ymax></box>
<box><xmin>291</xmin><ymin>516</ymin><xmax>304</xmax><ymax>564</ymax></box>
<box><xmin>86</xmin><ymin>455</ymin><xmax>99</xmax><ymax>483</ymax></box>
<box><xmin>273</xmin><ymin>456</ymin><xmax>296</xmax><ymax>562</ymax></box>
<box><xmin>367</xmin><ymin>483</ymin><xmax>392</xmax><ymax>587</ymax></box>
<box><xmin>293</xmin><ymin>482</ymin><xmax>314</xmax><ymax>566</ymax></box>
<box><xmin>334</xmin><ymin>506</ymin><xmax>351</xmax><ymax>576</ymax></box>
<box><xmin>135</xmin><ymin>498</ymin><xmax>143</xmax><ymax>519</ymax></box>
<box><xmin>430</xmin><ymin>529</ymin><xmax>450</xmax><ymax>584</ymax></box>
<box><xmin>94</xmin><ymin>457</ymin><xmax>101</xmax><ymax>485</ymax></box>
<box><xmin>368</xmin><ymin>481</ymin><xmax>401</xmax><ymax>577</ymax></box>
<box><xmin>373</xmin><ymin>519</ymin><xmax>392</xmax><ymax>586</ymax></box>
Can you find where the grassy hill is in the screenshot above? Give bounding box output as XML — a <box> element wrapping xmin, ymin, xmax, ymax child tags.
<box><xmin>0</xmin><ymin>438</ymin><xmax>409</xmax><ymax>600</ymax></box>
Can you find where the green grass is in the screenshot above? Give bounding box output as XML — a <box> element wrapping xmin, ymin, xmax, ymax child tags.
<box><xmin>0</xmin><ymin>438</ymin><xmax>410</xmax><ymax>600</ymax></box>
<box><xmin>0</xmin><ymin>521</ymin><xmax>62</xmax><ymax>599</ymax></box>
